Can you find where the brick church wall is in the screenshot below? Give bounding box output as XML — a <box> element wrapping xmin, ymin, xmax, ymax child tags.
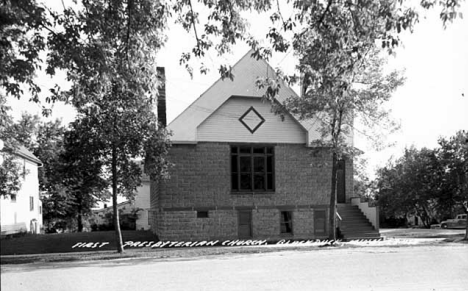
<box><xmin>150</xmin><ymin>142</ymin><xmax>352</xmax><ymax>241</ymax></box>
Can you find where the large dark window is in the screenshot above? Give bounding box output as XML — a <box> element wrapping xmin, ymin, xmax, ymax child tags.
<box><xmin>231</xmin><ymin>145</ymin><xmax>274</xmax><ymax>192</ymax></box>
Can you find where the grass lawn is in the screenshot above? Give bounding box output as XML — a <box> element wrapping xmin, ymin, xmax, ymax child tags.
<box><xmin>1</xmin><ymin>228</ymin><xmax>466</xmax><ymax>266</ymax></box>
<box><xmin>0</xmin><ymin>230</ymin><xmax>158</xmax><ymax>256</ymax></box>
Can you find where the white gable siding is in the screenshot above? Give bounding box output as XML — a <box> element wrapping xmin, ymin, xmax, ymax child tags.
<box><xmin>168</xmin><ymin>51</ymin><xmax>302</xmax><ymax>143</ymax></box>
<box><xmin>168</xmin><ymin>49</ymin><xmax>353</xmax><ymax>147</ymax></box>
<box><xmin>198</xmin><ymin>97</ymin><xmax>306</xmax><ymax>144</ymax></box>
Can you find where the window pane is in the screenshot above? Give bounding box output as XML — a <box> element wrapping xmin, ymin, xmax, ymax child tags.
<box><xmin>240</xmin><ymin>174</ymin><xmax>251</xmax><ymax>190</ymax></box>
<box><xmin>280</xmin><ymin>211</ymin><xmax>293</xmax><ymax>234</ymax></box>
<box><xmin>231</xmin><ymin>145</ymin><xmax>275</xmax><ymax>193</ymax></box>
<box><xmin>267</xmin><ymin>174</ymin><xmax>273</xmax><ymax>190</ymax></box>
<box><xmin>254</xmin><ymin>157</ymin><xmax>265</xmax><ymax>172</ymax></box>
<box><xmin>267</xmin><ymin>156</ymin><xmax>273</xmax><ymax>172</ymax></box>
<box><xmin>197</xmin><ymin>211</ymin><xmax>209</xmax><ymax>218</ymax></box>
<box><xmin>231</xmin><ymin>174</ymin><xmax>239</xmax><ymax>190</ymax></box>
<box><xmin>281</xmin><ymin>211</ymin><xmax>292</xmax><ymax>223</ymax></box>
<box><xmin>240</xmin><ymin>147</ymin><xmax>250</xmax><ymax>153</ymax></box>
<box><xmin>254</xmin><ymin>174</ymin><xmax>265</xmax><ymax>190</ymax></box>
<box><xmin>231</xmin><ymin>155</ymin><xmax>238</xmax><ymax>172</ymax></box>
<box><xmin>240</xmin><ymin>156</ymin><xmax>251</xmax><ymax>172</ymax></box>
<box><xmin>253</xmin><ymin>147</ymin><xmax>264</xmax><ymax>154</ymax></box>
<box><xmin>280</xmin><ymin>223</ymin><xmax>293</xmax><ymax>233</ymax></box>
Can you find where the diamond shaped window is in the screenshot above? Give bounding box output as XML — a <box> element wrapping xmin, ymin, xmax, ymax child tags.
<box><xmin>239</xmin><ymin>107</ymin><xmax>265</xmax><ymax>134</ymax></box>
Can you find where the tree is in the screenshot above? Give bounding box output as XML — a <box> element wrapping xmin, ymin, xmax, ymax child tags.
<box><xmin>9</xmin><ymin>112</ymin><xmax>41</xmax><ymax>149</ymax></box>
<box><xmin>353</xmin><ymin>156</ymin><xmax>376</xmax><ymax>201</ymax></box>
<box><xmin>0</xmin><ymin>0</ymin><xmax>49</xmax><ymax>102</ymax></box>
<box><xmin>377</xmin><ymin>147</ymin><xmax>439</xmax><ymax>227</ymax></box>
<box><xmin>376</xmin><ymin>161</ymin><xmax>412</xmax><ymax>227</ymax></box>
<box><xmin>34</xmin><ymin>119</ymin><xmax>77</xmax><ymax>232</ymax></box>
<box><xmin>46</xmin><ymin>0</ymin><xmax>172</xmax><ymax>253</ymax></box>
<box><xmin>437</xmin><ymin>131</ymin><xmax>468</xmax><ymax>239</ymax></box>
<box><xmin>376</xmin><ymin>133</ymin><xmax>468</xmax><ymax>231</ymax></box>
<box><xmin>59</xmin><ymin>120</ymin><xmax>110</xmax><ymax>232</ymax></box>
<box><xmin>293</xmin><ymin>50</ymin><xmax>404</xmax><ymax>238</ymax></box>
<box><xmin>252</xmin><ymin>0</ymin><xmax>464</xmax><ymax>239</ymax></box>
<box><xmin>0</xmin><ymin>95</ymin><xmax>24</xmax><ymax>197</ymax></box>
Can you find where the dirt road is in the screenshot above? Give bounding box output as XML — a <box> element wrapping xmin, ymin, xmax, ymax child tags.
<box><xmin>2</xmin><ymin>244</ymin><xmax>467</xmax><ymax>291</ymax></box>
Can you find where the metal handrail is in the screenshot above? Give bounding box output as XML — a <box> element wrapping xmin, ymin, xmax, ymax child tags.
<box><xmin>336</xmin><ymin>211</ymin><xmax>342</xmax><ymax>231</ymax></box>
<box><xmin>336</xmin><ymin>212</ymin><xmax>342</xmax><ymax>221</ymax></box>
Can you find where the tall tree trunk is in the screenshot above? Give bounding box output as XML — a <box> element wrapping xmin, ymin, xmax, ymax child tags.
<box><xmin>112</xmin><ymin>143</ymin><xmax>124</xmax><ymax>253</ymax></box>
<box><xmin>328</xmin><ymin>152</ymin><xmax>338</xmax><ymax>240</ymax></box>
<box><xmin>77</xmin><ymin>198</ymin><xmax>83</xmax><ymax>232</ymax></box>
<box><xmin>77</xmin><ymin>213</ymin><xmax>83</xmax><ymax>232</ymax></box>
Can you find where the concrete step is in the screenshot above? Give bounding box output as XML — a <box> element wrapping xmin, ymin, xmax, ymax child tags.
<box><xmin>340</xmin><ymin>221</ymin><xmax>374</xmax><ymax>228</ymax></box>
<box><xmin>337</xmin><ymin>204</ymin><xmax>379</xmax><ymax>240</ymax></box>
<box><xmin>340</xmin><ymin>231</ymin><xmax>380</xmax><ymax>237</ymax></box>
<box><xmin>340</xmin><ymin>226</ymin><xmax>375</xmax><ymax>231</ymax></box>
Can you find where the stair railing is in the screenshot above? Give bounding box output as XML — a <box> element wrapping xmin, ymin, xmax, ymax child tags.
<box><xmin>335</xmin><ymin>211</ymin><xmax>342</xmax><ymax>231</ymax></box>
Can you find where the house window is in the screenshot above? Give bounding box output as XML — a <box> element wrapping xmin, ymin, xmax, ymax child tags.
<box><xmin>231</xmin><ymin>145</ymin><xmax>274</xmax><ymax>192</ymax></box>
<box><xmin>314</xmin><ymin>210</ymin><xmax>326</xmax><ymax>235</ymax></box>
<box><xmin>30</xmin><ymin>196</ymin><xmax>34</xmax><ymax>211</ymax></box>
<box><xmin>39</xmin><ymin>206</ymin><xmax>42</xmax><ymax>215</ymax></box>
<box><xmin>280</xmin><ymin>211</ymin><xmax>293</xmax><ymax>234</ymax></box>
<box><xmin>197</xmin><ymin>211</ymin><xmax>209</xmax><ymax>218</ymax></box>
<box><xmin>11</xmin><ymin>194</ymin><xmax>17</xmax><ymax>202</ymax></box>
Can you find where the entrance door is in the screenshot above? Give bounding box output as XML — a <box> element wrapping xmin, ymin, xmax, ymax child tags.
<box><xmin>337</xmin><ymin>160</ymin><xmax>346</xmax><ymax>203</ymax></box>
<box><xmin>238</xmin><ymin>210</ymin><xmax>252</xmax><ymax>238</ymax></box>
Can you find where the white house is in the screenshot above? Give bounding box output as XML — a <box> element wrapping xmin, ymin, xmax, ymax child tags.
<box><xmin>1</xmin><ymin>145</ymin><xmax>43</xmax><ymax>236</ymax></box>
<box><xmin>90</xmin><ymin>171</ymin><xmax>151</xmax><ymax>231</ymax></box>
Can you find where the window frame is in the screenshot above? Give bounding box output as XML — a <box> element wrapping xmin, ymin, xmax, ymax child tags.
<box><xmin>29</xmin><ymin>196</ymin><xmax>34</xmax><ymax>211</ymax></box>
<box><xmin>230</xmin><ymin>145</ymin><xmax>275</xmax><ymax>193</ymax></box>
<box><xmin>314</xmin><ymin>210</ymin><xmax>327</xmax><ymax>235</ymax></box>
<box><xmin>280</xmin><ymin>210</ymin><xmax>293</xmax><ymax>235</ymax></box>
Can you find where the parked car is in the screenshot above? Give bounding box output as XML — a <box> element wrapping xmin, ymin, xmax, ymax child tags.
<box><xmin>440</xmin><ymin>214</ymin><xmax>467</xmax><ymax>229</ymax></box>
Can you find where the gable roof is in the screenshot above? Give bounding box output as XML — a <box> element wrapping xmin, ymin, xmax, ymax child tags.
<box><xmin>168</xmin><ymin>50</ymin><xmax>317</xmax><ymax>144</ymax></box>
<box><xmin>15</xmin><ymin>145</ymin><xmax>42</xmax><ymax>165</ymax></box>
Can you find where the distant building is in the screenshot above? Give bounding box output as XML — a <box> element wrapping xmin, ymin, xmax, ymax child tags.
<box><xmin>134</xmin><ymin>173</ymin><xmax>151</xmax><ymax>230</ymax></box>
<box><xmin>90</xmin><ymin>171</ymin><xmax>151</xmax><ymax>231</ymax></box>
<box><xmin>1</xmin><ymin>146</ymin><xmax>43</xmax><ymax>236</ymax></box>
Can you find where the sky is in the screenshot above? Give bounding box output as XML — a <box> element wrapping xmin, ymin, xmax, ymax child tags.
<box><xmin>6</xmin><ymin>2</ymin><xmax>468</xmax><ymax>178</ymax></box>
